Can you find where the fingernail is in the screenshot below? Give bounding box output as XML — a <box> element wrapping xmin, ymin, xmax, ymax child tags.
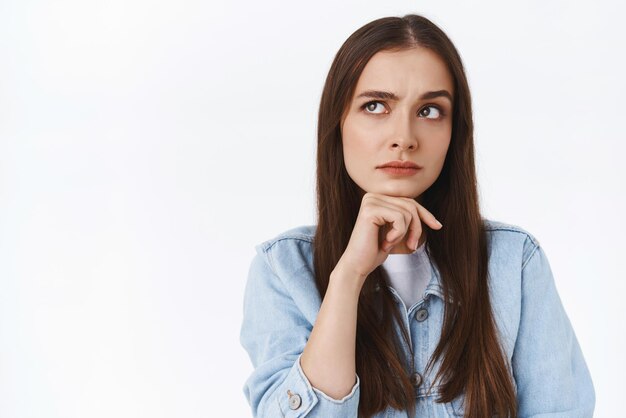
<box><xmin>436</xmin><ymin>220</ymin><xmax>443</xmax><ymax>227</ymax></box>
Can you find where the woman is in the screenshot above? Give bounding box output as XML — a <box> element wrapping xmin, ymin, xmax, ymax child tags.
<box><xmin>239</xmin><ymin>14</ymin><xmax>595</xmax><ymax>418</ymax></box>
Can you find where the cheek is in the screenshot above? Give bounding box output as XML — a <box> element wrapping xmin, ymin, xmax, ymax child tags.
<box><xmin>342</xmin><ymin>122</ymin><xmax>372</xmax><ymax>160</ymax></box>
<box><xmin>422</xmin><ymin>126</ymin><xmax>451</xmax><ymax>152</ymax></box>
<box><xmin>431</xmin><ymin>141</ymin><xmax>451</xmax><ymax>172</ymax></box>
<box><xmin>343</xmin><ymin>137</ymin><xmax>375</xmax><ymax>173</ymax></box>
<box><xmin>342</xmin><ymin>136</ymin><xmax>375</xmax><ymax>183</ymax></box>
<box><xmin>342</xmin><ymin>137</ymin><xmax>363</xmax><ymax>172</ymax></box>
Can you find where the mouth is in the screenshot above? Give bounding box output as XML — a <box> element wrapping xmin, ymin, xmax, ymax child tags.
<box><xmin>377</xmin><ymin>160</ymin><xmax>423</xmax><ymax>169</ymax></box>
<box><xmin>378</xmin><ymin>166</ymin><xmax>421</xmax><ymax>176</ymax></box>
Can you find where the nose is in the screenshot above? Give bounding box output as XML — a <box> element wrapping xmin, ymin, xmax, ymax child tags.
<box><xmin>393</xmin><ymin>139</ymin><xmax>415</xmax><ymax>151</ymax></box>
<box><xmin>390</xmin><ymin>111</ymin><xmax>417</xmax><ymax>150</ymax></box>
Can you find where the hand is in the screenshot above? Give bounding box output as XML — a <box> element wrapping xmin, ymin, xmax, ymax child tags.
<box><xmin>334</xmin><ymin>192</ymin><xmax>443</xmax><ymax>286</ymax></box>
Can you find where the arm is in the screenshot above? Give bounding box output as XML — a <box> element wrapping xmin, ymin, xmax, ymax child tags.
<box><xmin>239</xmin><ymin>245</ymin><xmax>361</xmax><ymax>418</ymax></box>
<box><xmin>512</xmin><ymin>239</ymin><xmax>595</xmax><ymax>417</ymax></box>
<box><xmin>300</xmin><ymin>263</ymin><xmax>362</xmax><ymax>399</ymax></box>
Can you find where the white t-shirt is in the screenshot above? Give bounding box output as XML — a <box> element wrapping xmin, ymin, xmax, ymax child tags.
<box><xmin>380</xmin><ymin>240</ymin><xmax>431</xmax><ymax>312</ymax></box>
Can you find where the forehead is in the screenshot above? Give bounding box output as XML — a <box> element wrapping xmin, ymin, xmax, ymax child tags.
<box><xmin>354</xmin><ymin>47</ymin><xmax>454</xmax><ymax>97</ymax></box>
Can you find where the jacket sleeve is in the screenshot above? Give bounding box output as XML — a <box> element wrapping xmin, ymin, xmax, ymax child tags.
<box><xmin>239</xmin><ymin>245</ymin><xmax>360</xmax><ymax>418</ymax></box>
<box><xmin>511</xmin><ymin>240</ymin><xmax>595</xmax><ymax>417</ymax></box>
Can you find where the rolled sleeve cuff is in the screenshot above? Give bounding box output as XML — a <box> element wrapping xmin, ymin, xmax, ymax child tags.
<box><xmin>274</xmin><ymin>353</ymin><xmax>360</xmax><ymax>417</ymax></box>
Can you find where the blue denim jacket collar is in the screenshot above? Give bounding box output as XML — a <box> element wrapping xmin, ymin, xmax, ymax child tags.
<box><xmin>423</xmin><ymin>256</ymin><xmax>454</xmax><ymax>304</ymax></box>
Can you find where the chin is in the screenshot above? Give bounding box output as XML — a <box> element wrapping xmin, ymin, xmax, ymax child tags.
<box><xmin>379</xmin><ymin>186</ymin><xmax>421</xmax><ymax>199</ymax></box>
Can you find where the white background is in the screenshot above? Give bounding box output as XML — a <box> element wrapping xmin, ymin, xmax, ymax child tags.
<box><xmin>1</xmin><ymin>1</ymin><xmax>624</xmax><ymax>417</ymax></box>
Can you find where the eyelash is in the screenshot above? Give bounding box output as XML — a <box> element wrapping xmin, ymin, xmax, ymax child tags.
<box><xmin>360</xmin><ymin>100</ymin><xmax>447</xmax><ymax>119</ymax></box>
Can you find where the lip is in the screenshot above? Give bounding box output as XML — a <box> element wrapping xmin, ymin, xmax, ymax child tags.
<box><xmin>379</xmin><ymin>166</ymin><xmax>421</xmax><ymax>176</ymax></box>
<box><xmin>377</xmin><ymin>160</ymin><xmax>422</xmax><ymax>169</ymax></box>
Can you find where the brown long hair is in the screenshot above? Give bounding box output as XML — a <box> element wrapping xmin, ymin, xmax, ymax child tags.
<box><xmin>312</xmin><ymin>14</ymin><xmax>517</xmax><ymax>418</ymax></box>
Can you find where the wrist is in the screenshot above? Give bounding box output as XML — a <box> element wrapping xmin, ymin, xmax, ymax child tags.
<box><xmin>330</xmin><ymin>263</ymin><xmax>365</xmax><ymax>295</ymax></box>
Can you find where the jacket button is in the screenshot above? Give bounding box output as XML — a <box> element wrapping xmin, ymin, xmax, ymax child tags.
<box><xmin>288</xmin><ymin>391</ymin><xmax>302</xmax><ymax>410</ymax></box>
<box><xmin>415</xmin><ymin>308</ymin><xmax>428</xmax><ymax>322</ymax></box>
<box><xmin>410</xmin><ymin>372</ymin><xmax>422</xmax><ymax>387</ymax></box>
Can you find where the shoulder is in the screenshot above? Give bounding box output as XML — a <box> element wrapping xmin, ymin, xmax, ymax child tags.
<box><xmin>252</xmin><ymin>225</ymin><xmax>317</xmax><ymax>279</ymax></box>
<box><xmin>253</xmin><ymin>220</ymin><xmax>543</xmax><ymax>270</ymax></box>
<box><xmin>482</xmin><ymin>218</ymin><xmax>541</xmax><ymax>268</ymax></box>
<box><xmin>479</xmin><ymin>219</ymin><xmax>553</xmax><ymax>361</ymax></box>
<box><xmin>483</xmin><ymin>218</ymin><xmax>539</xmax><ymax>242</ymax></box>
<box><xmin>249</xmin><ymin>225</ymin><xmax>321</xmax><ymax>323</ymax></box>
<box><xmin>256</xmin><ymin>224</ymin><xmax>316</xmax><ymax>252</ymax></box>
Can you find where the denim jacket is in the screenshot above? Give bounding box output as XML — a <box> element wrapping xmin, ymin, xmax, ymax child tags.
<box><xmin>239</xmin><ymin>219</ymin><xmax>595</xmax><ymax>418</ymax></box>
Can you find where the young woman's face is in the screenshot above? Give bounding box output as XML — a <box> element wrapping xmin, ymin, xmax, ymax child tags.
<box><xmin>340</xmin><ymin>46</ymin><xmax>454</xmax><ymax>201</ymax></box>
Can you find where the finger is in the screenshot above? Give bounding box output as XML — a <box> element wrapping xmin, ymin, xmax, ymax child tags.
<box><xmin>410</xmin><ymin>199</ymin><xmax>443</xmax><ymax>230</ymax></box>
<box><xmin>365</xmin><ymin>196</ymin><xmax>412</xmax><ymax>244</ymax></box>
<box><xmin>395</xmin><ymin>198</ymin><xmax>422</xmax><ymax>250</ymax></box>
<box><xmin>406</xmin><ymin>211</ymin><xmax>422</xmax><ymax>250</ymax></box>
<box><xmin>369</xmin><ymin>195</ymin><xmax>423</xmax><ymax>249</ymax></box>
<box><xmin>373</xmin><ymin>207</ymin><xmax>407</xmax><ymax>251</ymax></box>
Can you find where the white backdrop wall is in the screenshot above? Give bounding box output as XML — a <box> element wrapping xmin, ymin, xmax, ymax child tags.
<box><xmin>0</xmin><ymin>1</ymin><xmax>623</xmax><ymax>417</ymax></box>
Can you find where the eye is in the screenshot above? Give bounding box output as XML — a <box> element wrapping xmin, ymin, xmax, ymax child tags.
<box><xmin>419</xmin><ymin>105</ymin><xmax>445</xmax><ymax>119</ymax></box>
<box><xmin>361</xmin><ymin>101</ymin><xmax>446</xmax><ymax>119</ymax></box>
<box><xmin>361</xmin><ymin>101</ymin><xmax>387</xmax><ymax>114</ymax></box>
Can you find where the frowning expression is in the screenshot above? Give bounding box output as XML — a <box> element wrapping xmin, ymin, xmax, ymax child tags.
<box><xmin>340</xmin><ymin>46</ymin><xmax>455</xmax><ymax>200</ymax></box>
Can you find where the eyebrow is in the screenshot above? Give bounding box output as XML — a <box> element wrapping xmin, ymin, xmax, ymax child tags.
<box><xmin>355</xmin><ymin>89</ymin><xmax>453</xmax><ymax>103</ymax></box>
